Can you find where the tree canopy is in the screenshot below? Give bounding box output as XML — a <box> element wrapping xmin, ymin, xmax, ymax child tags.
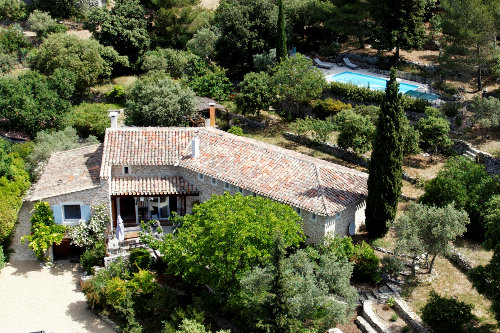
<box><xmin>153</xmin><ymin>193</ymin><xmax>305</xmax><ymax>291</ymax></box>
<box><xmin>125</xmin><ymin>75</ymin><xmax>196</xmax><ymax>127</ymax></box>
<box><xmin>420</xmin><ymin>156</ymin><xmax>499</xmax><ymax>239</ymax></box>
<box><xmin>394</xmin><ymin>202</ymin><xmax>469</xmax><ymax>273</ymax></box>
<box><xmin>334</xmin><ymin>109</ymin><xmax>376</xmax><ymax>154</ymax></box>
<box><xmin>235</xmin><ymin>71</ymin><xmax>275</xmax><ymax>119</ymax></box>
<box><xmin>365</xmin><ymin>69</ymin><xmax>404</xmax><ymax>238</ymax></box>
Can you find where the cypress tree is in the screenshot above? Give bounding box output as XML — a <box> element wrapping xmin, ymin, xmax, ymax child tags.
<box><xmin>276</xmin><ymin>0</ymin><xmax>287</xmax><ymax>62</ymax></box>
<box><xmin>365</xmin><ymin>68</ymin><xmax>404</xmax><ymax>238</ymax></box>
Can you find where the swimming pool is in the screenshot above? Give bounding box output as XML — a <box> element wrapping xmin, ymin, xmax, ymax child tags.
<box><xmin>326</xmin><ymin>71</ymin><xmax>419</xmax><ymax>93</ymax></box>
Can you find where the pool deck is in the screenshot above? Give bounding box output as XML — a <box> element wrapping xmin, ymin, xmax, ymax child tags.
<box><xmin>319</xmin><ymin>63</ymin><xmax>431</xmax><ymax>93</ymax></box>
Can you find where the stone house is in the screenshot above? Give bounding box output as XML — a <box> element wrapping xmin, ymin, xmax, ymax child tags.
<box><xmin>29</xmin><ymin>121</ymin><xmax>368</xmax><ymax>246</ymax></box>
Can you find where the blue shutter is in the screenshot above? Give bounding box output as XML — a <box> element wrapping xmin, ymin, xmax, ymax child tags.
<box><xmin>81</xmin><ymin>205</ymin><xmax>91</xmax><ymax>222</ymax></box>
<box><xmin>52</xmin><ymin>205</ymin><xmax>63</xmax><ymax>224</ymax></box>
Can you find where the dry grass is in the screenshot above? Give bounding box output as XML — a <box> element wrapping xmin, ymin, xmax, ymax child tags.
<box><xmin>403</xmin><ymin>154</ymin><xmax>445</xmax><ymax>182</ymax></box>
<box><xmin>454</xmin><ymin>238</ymin><xmax>493</xmax><ymax>268</ymax></box>
<box><xmin>92</xmin><ymin>75</ymin><xmax>138</xmax><ymax>95</ymax></box>
<box><xmin>403</xmin><ymin>256</ymin><xmax>499</xmax><ymax>331</ymax></box>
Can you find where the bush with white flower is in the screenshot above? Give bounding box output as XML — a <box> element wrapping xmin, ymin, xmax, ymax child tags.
<box><xmin>69</xmin><ymin>205</ymin><xmax>109</xmax><ymax>248</ymax></box>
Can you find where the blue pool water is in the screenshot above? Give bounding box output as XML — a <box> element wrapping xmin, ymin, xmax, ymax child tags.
<box><xmin>326</xmin><ymin>71</ymin><xmax>419</xmax><ymax>93</ymax></box>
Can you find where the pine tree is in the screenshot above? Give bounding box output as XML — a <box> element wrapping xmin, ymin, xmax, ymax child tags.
<box><xmin>276</xmin><ymin>0</ymin><xmax>287</xmax><ymax>62</ymax></box>
<box><xmin>365</xmin><ymin>68</ymin><xmax>404</xmax><ymax>238</ymax></box>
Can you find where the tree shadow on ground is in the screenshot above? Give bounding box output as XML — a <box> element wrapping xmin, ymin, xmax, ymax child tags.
<box><xmin>66</xmin><ymin>300</ymin><xmax>116</xmax><ymax>333</ymax></box>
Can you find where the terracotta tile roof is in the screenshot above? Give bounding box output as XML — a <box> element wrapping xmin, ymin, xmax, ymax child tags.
<box><xmin>100</xmin><ymin>127</ymin><xmax>195</xmax><ymax>178</ymax></box>
<box><xmin>102</xmin><ymin>127</ymin><xmax>368</xmax><ymax>216</ymax></box>
<box><xmin>30</xmin><ymin>144</ymin><xmax>103</xmax><ymax>201</ymax></box>
<box><xmin>111</xmin><ymin>176</ymin><xmax>199</xmax><ymax>196</ymax></box>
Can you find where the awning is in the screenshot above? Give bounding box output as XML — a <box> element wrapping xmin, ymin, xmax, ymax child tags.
<box><xmin>111</xmin><ymin>176</ymin><xmax>199</xmax><ymax>196</ymax></box>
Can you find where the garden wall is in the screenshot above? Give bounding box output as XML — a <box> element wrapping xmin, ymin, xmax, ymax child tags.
<box><xmin>452</xmin><ymin>139</ymin><xmax>500</xmax><ymax>177</ymax></box>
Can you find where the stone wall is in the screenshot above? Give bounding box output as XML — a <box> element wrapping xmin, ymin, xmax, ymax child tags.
<box><xmin>452</xmin><ymin>139</ymin><xmax>500</xmax><ymax>177</ymax></box>
<box><xmin>393</xmin><ymin>298</ymin><xmax>431</xmax><ymax>333</ymax></box>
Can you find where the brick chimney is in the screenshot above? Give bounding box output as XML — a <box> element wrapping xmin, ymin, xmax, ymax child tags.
<box><xmin>109</xmin><ymin>111</ymin><xmax>118</xmax><ymax>128</ymax></box>
<box><xmin>209</xmin><ymin>102</ymin><xmax>215</xmax><ymax>127</ymax></box>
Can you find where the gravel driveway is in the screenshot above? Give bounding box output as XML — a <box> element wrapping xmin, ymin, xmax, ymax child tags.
<box><xmin>0</xmin><ymin>261</ymin><xmax>115</xmax><ymax>333</ymax></box>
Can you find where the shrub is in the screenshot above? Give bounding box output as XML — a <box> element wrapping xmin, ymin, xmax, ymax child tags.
<box><xmin>0</xmin><ymin>53</ymin><xmax>16</xmax><ymax>74</ymax></box>
<box><xmin>319</xmin><ymin>42</ymin><xmax>340</xmax><ymax>57</ymax></box>
<box><xmin>253</xmin><ymin>49</ymin><xmax>276</xmax><ymax>72</ymax></box>
<box><xmin>381</xmin><ymin>256</ymin><xmax>405</xmax><ymax>277</ymax></box>
<box><xmin>69</xmin><ymin>205</ymin><xmax>110</xmax><ymax>248</ymax></box>
<box><xmin>312</xmin><ymin>98</ymin><xmax>352</xmax><ymax>118</ymax></box>
<box><xmin>0</xmin><ymin>24</ymin><xmax>30</xmax><ymax>57</ymax></box>
<box><xmin>0</xmin><ymin>0</ymin><xmax>25</xmax><ymax>20</ymax></box>
<box><xmin>31</xmin><ymin>0</ymin><xmax>83</xmax><ymax>19</ymax></box>
<box><xmin>27</xmin><ymin>10</ymin><xmax>67</xmax><ymax>40</ymax></box>
<box><xmin>106</xmin><ymin>85</ymin><xmax>125</xmax><ymax>101</ymax></box>
<box><xmin>324</xmin><ymin>235</ymin><xmax>381</xmax><ymax>283</ymax></box>
<box><xmin>125</xmin><ymin>76</ymin><xmax>196</xmax><ymax>127</ymax></box>
<box><xmin>227</xmin><ymin>126</ymin><xmax>243</xmax><ymax>136</ymax></box>
<box><xmin>390</xmin><ymin>314</ymin><xmax>398</xmax><ymax>322</ymax></box>
<box><xmin>289</xmin><ymin>116</ymin><xmax>335</xmax><ymax>143</ymax></box>
<box><xmin>417</xmin><ymin>109</ymin><xmax>453</xmax><ymax>154</ymax></box>
<box><xmin>66</xmin><ymin>103</ymin><xmax>113</xmax><ymax>141</ymax></box>
<box><xmin>421</xmin><ymin>291</ymin><xmax>475</xmax><ymax>333</ymax></box>
<box><xmin>128</xmin><ymin>248</ymin><xmax>152</xmax><ymax>272</ymax></box>
<box><xmin>442</xmin><ymin>102</ymin><xmax>459</xmax><ymax>117</ymax></box>
<box><xmin>401</xmin><ymin>326</ymin><xmax>410</xmax><ymax>333</ymax></box>
<box><xmin>80</xmin><ymin>242</ymin><xmax>106</xmax><ymax>275</ymax></box>
<box><xmin>141</xmin><ymin>48</ymin><xmax>200</xmax><ymax>78</ymax></box>
<box><xmin>327</xmin><ymin>81</ymin><xmax>429</xmax><ymax>112</ymax></box>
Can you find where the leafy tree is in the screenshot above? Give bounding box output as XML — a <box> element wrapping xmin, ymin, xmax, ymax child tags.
<box><xmin>0</xmin><ymin>70</ymin><xmax>73</xmax><ymax>136</ymax></box>
<box><xmin>394</xmin><ymin>202</ymin><xmax>469</xmax><ymax>273</ymax></box>
<box><xmin>151</xmin><ymin>193</ymin><xmax>304</xmax><ymax>291</ymax></box>
<box><xmin>468</xmin><ymin>96</ymin><xmax>500</xmax><ymax>137</ymax></box>
<box><xmin>332</xmin><ymin>0</ymin><xmax>370</xmax><ymax>48</ymax></box>
<box><xmin>31</xmin><ymin>0</ymin><xmax>82</xmax><ymax>19</ymax></box>
<box><xmin>141</xmin><ymin>48</ymin><xmax>200</xmax><ymax>78</ymax></box>
<box><xmin>84</xmin><ymin>0</ymin><xmax>150</xmax><ymax>64</ymax></box>
<box><xmin>125</xmin><ymin>76</ymin><xmax>196</xmax><ymax>127</ymax></box>
<box><xmin>232</xmin><ymin>244</ymin><xmax>357</xmax><ymax>333</ymax></box>
<box><xmin>235</xmin><ymin>71</ymin><xmax>275</xmax><ymax>119</ymax></box>
<box><xmin>153</xmin><ymin>1</ymin><xmax>213</xmax><ymax>49</ymax></box>
<box><xmin>468</xmin><ymin>195</ymin><xmax>500</xmax><ymax>322</ymax></box>
<box><xmin>175</xmin><ymin>319</ymin><xmax>229</xmax><ymax>333</ymax></box>
<box><xmin>186</xmin><ymin>61</ymin><xmax>232</xmax><ymax>101</ymax></box>
<box><xmin>421</xmin><ymin>291</ymin><xmax>475</xmax><ymax>333</ymax></box>
<box><xmin>27</xmin><ymin>10</ymin><xmax>67</xmax><ymax>40</ymax></box>
<box><xmin>67</xmin><ymin>103</ymin><xmax>115</xmax><ymax>140</ymax></box>
<box><xmin>439</xmin><ymin>0</ymin><xmax>499</xmax><ymax>91</ymax></box>
<box><xmin>289</xmin><ymin>116</ymin><xmax>335</xmax><ymax>143</ymax></box>
<box><xmin>28</xmin><ymin>34</ymin><xmax>123</xmax><ymax>92</ymax></box>
<box><xmin>369</xmin><ymin>0</ymin><xmax>427</xmax><ymax>58</ymax></box>
<box><xmin>334</xmin><ymin>109</ymin><xmax>376</xmax><ymax>154</ymax></box>
<box><xmin>215</xmin><ymin>0</ymin><xmax>278</xmax><ymax>67</ymax></box>
<box><xmin>420</xmin><ymin>156</ymin><xmax>499</xmax><ymax>238</ymax></box>
<box><xmin>186</xmin><ymin>27</ymin><xmax>218</xmax><ymax>59</ymax></box>
<box><xmin>0</xmin><ymin>0</ymin><xmax>25</xmax><ymax>21</ymax></box>
<box><xmin>276</xmin><ymin>0</ymin><xmax>287</xmax><ymax>63</ymax></box>
<box><xmin>416</xmin><ymin>108</ymin><xmax>452</xmax><ymax>155</ymax></box>
<box><xmin>273</xmin><ymin>54</ymin><xmax>326</xmax><ymax>115</ymax></box>
<box><xmin>401</xmin><ymin>118</ymin><xmax>421</xmax><ymax>156</ymax></box>
<box><xmin>365</xmin><ymin>69</ymin><xmax>405</xmax><ymax>238</ymax></box>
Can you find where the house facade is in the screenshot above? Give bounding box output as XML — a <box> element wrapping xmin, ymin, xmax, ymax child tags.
<box><xmin>29</xmin><ymin>126</ymin><xmax>369</xmax><ymax>244</ymax></box>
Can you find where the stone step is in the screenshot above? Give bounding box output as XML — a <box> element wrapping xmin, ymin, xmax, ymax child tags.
<box><xmin>378</xmin><ymin>285</ymin><xmax>392</xmax><ymax>294</ymax></box>
<box><xmin>386</xmin><ymin>282</ymin><xmax>402</xmax><ymax>294</ymax></box>
<box><xmin>365</xmin><ymin>292</ymin><xmax>377</xmax><ymax>300</ymax></box>
<box><xmin>355</xmin><ymin>315</ymin><xmax>378</xmax><ymax>333</ymax></box>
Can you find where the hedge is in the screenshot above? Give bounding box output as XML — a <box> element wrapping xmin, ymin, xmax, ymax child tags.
<box><xmin>327</xmin><ymin>82</ymin><xmax>430</xmax><ymax>113</ymax></box>
<box><xmin>0</xmin><ymin>151</ymin><xmax>31</xmax><ymax>245</ymax></box>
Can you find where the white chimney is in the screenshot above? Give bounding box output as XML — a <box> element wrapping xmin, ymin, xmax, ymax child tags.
<box><xmin>109</xmin><ymin>111</ymin><xmax>118</xmax><ymax>128</ymax></box>
<box><xmin>192</xmin><ymin>137</ymin><xmax>200</xmax><ymax>158</ymax></box>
